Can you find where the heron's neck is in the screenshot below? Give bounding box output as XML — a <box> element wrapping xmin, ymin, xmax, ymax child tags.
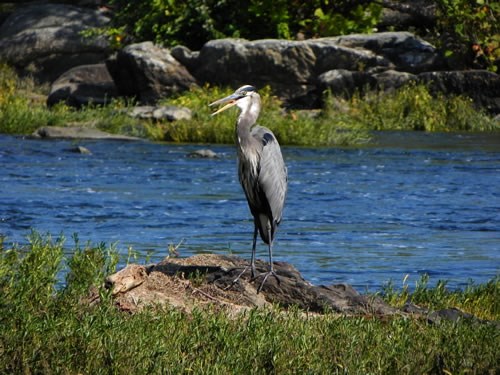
<box><xmin>236</xmin><ymin>98</ymin><xmax>260</xmax><ymax>148</ymax></box>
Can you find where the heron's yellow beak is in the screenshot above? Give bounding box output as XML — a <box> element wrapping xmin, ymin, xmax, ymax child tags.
<box><xmin>209</xmin><ymin>94</ymin><xmax>240</xmax><ymax>116</ymax></box>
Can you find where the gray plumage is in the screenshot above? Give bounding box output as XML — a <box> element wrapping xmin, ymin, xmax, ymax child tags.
<box><xmin>210</xmin><ymin>85</ymin><xmax>287</xmax><ymax>291</ymax></box>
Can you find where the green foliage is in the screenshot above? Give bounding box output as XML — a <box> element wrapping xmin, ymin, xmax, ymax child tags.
<box><xmin>346</xmin><ymin>83</ymin><xmax>498</xmax><ymax>132</ymax></box>
<box><xmin>434</xmin><ymin>0</ymin><xmax>500</xmax><ymax>71</ymax></box>
<box><xmin>108</xmin><ymin>0</ymin><xmax>382</xmax><ymax>49</ymax></box>
<box><xmin>301</xmin><ymin>2</ymin><xmax>382</xmax><ymax>37</ymax></box>
<box><xmin>0</xmin><ymin>232</ymin><xmax>498</xmax><ymax>374</ymax></box>
<box><xmin>0</xmin><ymin>63</ymin><xmax>147</xmax><ymax>137</ymax></box>
<box><xmin>381</xmin><ymin>274</ymin><xmax>499</xmax><ymax>321</ymax></box>
<box><xmin>160</xmin><ymin>85</ymin><xmax>369</xmax><ymax>146</ymax></box>
<box><xmin>0</xmin><ymin>232</ymin><xmax>64</xmax><ymax>315</ymax></box>
<box><xmin>64</xmin><ymin>234</ymin><xmax>119</xmax><ymax>297</ymax></box>
<box><xmin>80</xmin><ymin>26</ymin><xmax>127</xmax><ymax>50</ymax></box>
<box><xmin>0</xmin><ymin>63</ymin><xmax>61</xmax><ymax>133</ymax></box>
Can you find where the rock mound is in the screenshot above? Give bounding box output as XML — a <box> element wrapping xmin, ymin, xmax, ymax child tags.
<box><xmin>106</xmin><ymin>254</ymin><xmax>398</xmax><ymax>315</ymax></box>
<box><xmin>47</xmin><ymin>64</ymin><xmax>117</xmax><ymax>108</ymax></box>
<box><xmin>106</xmin><ymin>41</ymin><xmax>198</xmax><ymax>104</ymax></box>
<box><xmin>0</xmin><ymin>3</ymin><xmax>111</xmax><ymax>82</ymax></box>
<box><xmin>105</xmin><ymin>254</ymin><xmax>487</xmax><ymax>325</ymax></box>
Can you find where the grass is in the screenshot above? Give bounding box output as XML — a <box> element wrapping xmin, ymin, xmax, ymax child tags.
<box><xmin>1</xmin><ymin>63</ymin><xmax>499</xmax><ymax>146</ymax></box>
<box><xmin>381</xmin><ymin>274</ymin><xmax>500</xmax><ymax>322</ymax></box>
<box><xmin>350</xmin><ymin>83</ymin><xmax>498</xmax><ymax>132</ymax></box>
<box><xmin>0</xmin><ymin>64</ymin><xmax>152</xmax><ymax>138</ymax></box>
<box><xmin>0</xmin><ymin>232</ymin><xmax>498</xmax><ymax>374</ymax></box>
<box><xmin>161</xmin><ymin>85</ymin><xmax>371</xmax><ymax>146</ymax></box>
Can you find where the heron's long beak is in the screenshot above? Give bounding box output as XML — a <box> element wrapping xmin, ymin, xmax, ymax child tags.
<box><xmin>209</xmin><ymin>93</ymin><xmax>240</xmax><ymax>116</ymax></box>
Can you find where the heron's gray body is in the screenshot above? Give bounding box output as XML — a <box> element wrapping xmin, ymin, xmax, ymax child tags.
<box><xmin>236</xmin><ymin>113</ymin><xmax>287</xmax><ymax>246</ymax></box>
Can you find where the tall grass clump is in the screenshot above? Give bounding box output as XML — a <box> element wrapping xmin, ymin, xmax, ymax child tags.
<box><xmin>161</xmin><ymin>85</ymin><xmax>370</xmax><ymax>146</ymax></box>
<box><xmin>0</xmin><ymin>63</ymin><xmax>146</xmax><ymax>137</ymax></box>
<box><xmin>381</xmin><ymin>274</ymin><xmax>500</xmax><ymax>321</ymax></box>
<box><xmin>0</xmin><ymin>63</ymin><xmax>61</xmax><ymax>134</ymax></box>
<box><xmin>0</xmin><ymin>232</ymin><xmax>498</xmax><ymax>374</ymax></box>
<box><xmin>350</xmin><ymin>83</ymin><xmax>499</xmax><ymax>132</ymax></box>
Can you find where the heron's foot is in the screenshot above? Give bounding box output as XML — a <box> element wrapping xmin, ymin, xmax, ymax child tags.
<box><xmin>223</xmin><ymin>265</ymin><xmax>256</xmax><ymax>290</ymax></box>
<box><xmin>254</xmin><ymin>270</ymin><xmax>281</xmax><ymax>293</ymax></box>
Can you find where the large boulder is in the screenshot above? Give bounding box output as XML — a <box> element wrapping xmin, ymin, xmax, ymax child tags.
<box><xmin>31</xmin><ymin>126</ymin><xmax>142</xmax><ymax>141</ymax></box>
<box><xmin>0</xmin><ymin>4</ymin><xmax>111</xmax><ymax>83</ymax></box>
<box><xmin>106</xmin><ymin>42</ymin><xmax>198</xmax><ymax>104</ymax></box>
<box><xmin>191</xmin><ymin>38</ymin><xmax>389</xmax><ymax>107</ymax></box>
<box><xmin>47</xmin><ymin>64</ymin><xmax>117</xmax><ymax>108</ymax></box>
<box><xmin>318</xmin><ymin>69</ymin><xmax>377</xmax><ymax>97</ymax></box>
<box><xmin>418</xmin><ymin>70</ymin><xmax>500</xmax><ymax>114</ymax></box>
<box><xmin>332</xmin><ymin>31</ymin><xmax>444</xmax><ymax>73</ymax></box>
<box><xmin>128</xmin><ymin>105</ymin><xmax>192</xmax><ymax>121</ymax></box>
<box><xmin>307</xmin><ymin>38</ymin><xmax>392</xmax><ymax>74</ymax></box>
<box><xmin>193</xmin><ymin>39</ymin><xmax>316</xmax><ymax>93</ymax></box>
<box><xmin>373</xmin><ymin>69</ymin><xmax>417</xmax><ymax>90</ymax></box>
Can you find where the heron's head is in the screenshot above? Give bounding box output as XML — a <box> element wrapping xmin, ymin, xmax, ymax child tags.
<box><xmin>209</xmin><ymin>85</ymin><xmax>258</xmax><ymax>116</ymax></box>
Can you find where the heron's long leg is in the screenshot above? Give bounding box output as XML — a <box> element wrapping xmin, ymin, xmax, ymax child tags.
<box><xmin>224</xmin><ymin>224</ymin><xmax>259</xmax><ymax>290</ymax></box>
<box><xmin>250</xmin><ymin>224</ymin><xmax>258</xmax><ymax>277</ymax></box>
<box><xmin>256</xmin><ymin>224</ymin><xmax>280</xmax><ymax>293</ymax></box>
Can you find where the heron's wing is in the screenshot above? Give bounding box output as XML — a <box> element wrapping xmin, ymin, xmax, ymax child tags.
<box><xmin>252</xmin><ymin>126</ymin><xmax>288</xmax><ymax>225</ymax></box>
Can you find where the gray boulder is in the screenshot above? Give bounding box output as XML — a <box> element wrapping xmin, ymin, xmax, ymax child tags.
<box><xmin>47</xmin><ymin>64</ymin><xmax>117</xmax><ymax>108</ymax></box>
<box><xmin>307</xmin><ymin>38</ymin><xmax>392</xmax><ymax>74</ymax></box>
<box><xmin>332</xmin><ymin>31</ymin><xmax>444</xmax><ymax>73</ymax></box>
<box><xmin>418</xmin><ymin>70</ymin><xmax>500</xmax><ymax>114</ymax></box>
<box><xmin>193</xmin><ymin>38</ymin><xmax>317</xmax><ymax>106</ymax></box>
<box><xmin>373</xmin><ymin>69</ymin><xmax>417</xmax><ymax>90</ymax></box>
<box><xmin>32</xmin><ymin>126</ymin><xmax>142</xmax><ymax>141</ymax></box>
<box><xmin>318</xmin><ymin>69</ymin><xmax>417</xmax><ymax>101</ymax></box>
<box><xmin>170</xmin><ymin>45</ymin><xmax>199</xmax><ymax>71</ymax></box>
<box><xmin>105</xmin><ymin>254</ymin><xmax>398</xmax><ymax>315</ymax></box>
<box><xmin>66</xmin><ymin>146</ymin><xmax>92</xmax><ymax>155</ymax></box>
<box><xmin>187</xmin><ymin>149</ymin><xmax>219</xmax><ymax>158</ymax></box>
<box><xmin>0</xmin><ymin>4</ymin><xmax>111</xmax><ymax>83</ymax></box>
<box><xmin>318</xmin><ymin>69</ymin><xmax>377</xmax><ymax>97</ymax></box>
<box><xmin>129</xmin><ymin>105</ymin><xmax>192</xmax><ymax>121</ymax></box>
<box><xmin>106</xmin><ymin>42</ymin><xmax>198</xmax><ymax>104</ymax></box>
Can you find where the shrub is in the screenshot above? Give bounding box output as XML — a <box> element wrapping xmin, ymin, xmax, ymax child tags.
<box><xmin>343</xmin><ymin>83</ymin><xmax>498</xmax><ymax>132</ymax></box>
<box><xmin>434</xmin><ymin>0</ymin><xmax>500</xmax><ymax>71</ymax></box>
<box><xmin>108</xmin><ymin>0</ymin><xmax>382</xmax><ymax>49</ymax></box>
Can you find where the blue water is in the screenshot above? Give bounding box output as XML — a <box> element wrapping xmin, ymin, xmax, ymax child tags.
<box><xmin>1</xmin><ymin>132</ymin><xmax>499</xmax><ymax>291</ymax></box>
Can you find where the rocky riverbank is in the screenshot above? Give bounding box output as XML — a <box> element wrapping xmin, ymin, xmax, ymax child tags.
<box><xmin>1</xmin><ymin>2</ymin><xmax>499</xmax><ymax>118</ymax></box>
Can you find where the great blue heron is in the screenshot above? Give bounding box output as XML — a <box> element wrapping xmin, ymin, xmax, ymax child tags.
<box><xmin>209</xmin><ymin>85</ymin><xmax>288</xmax><ymax>292</ymax></box>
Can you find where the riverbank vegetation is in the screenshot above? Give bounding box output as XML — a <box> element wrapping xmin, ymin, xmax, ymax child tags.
<box><xmin>106</xmin><ymin>0</ymin><xmax>499</xmax><ymax>72</ymax></box>
<box><xmin>105</xmin><ymin>0</ymin><xmax>499</xmax><ymax>72</ymax></box>
<box><xmin>1</xmin><ymin>64</ymin><xmax>498</xmax><ymax>146</ymax></box>
<box><xmin>0</xmin><ymin>232</ymin><xmax>498</xmax><ymax>374</ymax></box>
<box><xmin>107</xmin><ymin>0</ymin><xmax>383</xmax><ymax>50</ymax></box>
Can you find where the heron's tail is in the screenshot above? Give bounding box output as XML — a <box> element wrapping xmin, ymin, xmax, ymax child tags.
<box><xmin>256</xmin><ymin>214</ymin><xmax>277</xmax><ymax>245</ymax></box>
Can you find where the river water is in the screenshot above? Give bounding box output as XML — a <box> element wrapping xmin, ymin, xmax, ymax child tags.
<box><xmin>1</xmin><ymin>132</ymin><xmax>499</xmax><ymax>291</ymax></box>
